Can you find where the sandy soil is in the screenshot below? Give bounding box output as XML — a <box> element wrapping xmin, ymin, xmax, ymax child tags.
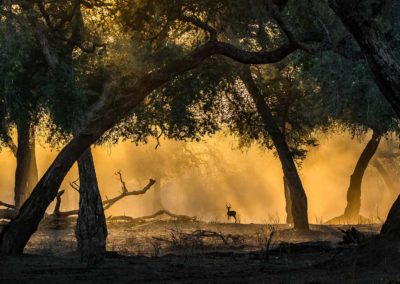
<box><xmin>0</xmin><ymin>220</ymin><xmax>399</xmax><ymax>283</ymax></box>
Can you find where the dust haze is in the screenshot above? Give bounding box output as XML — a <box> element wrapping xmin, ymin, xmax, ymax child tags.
<box><xmin>0</xmin><ymin>131</ymin><xmax>396</xmax><ymax>224</ymax></box>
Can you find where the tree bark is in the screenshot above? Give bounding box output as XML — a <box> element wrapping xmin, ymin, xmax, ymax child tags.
<box><xmin>0</xmin><ymin>34</ymin><xmax>301</xmax><ymax>255</ymax></box>
<box><xmin>241</xmin><ymin>67</ymin><xmax>309</xmax><ymax>230</ymax></box>
<box><xmin>381</xmin><ymin>195</ymin><xmax>400</xmax><ymax>240</ymax></box>
<box><xmin>76</xmin><ymin>148</ymin><xmax>107</xmax><ymax>266</ymax></box>
<box><xmin>329</xmin><ymin>0</ymin><xmax>400</xmax><ymax>117</ymax></box>
<box><xmin>283</xmin><ymin>176</ymin><xmax>294</xmax><ymax>224</ymax></box>
<box><xmin>343</xmin><ymin>131</ymin><xmax>381</xmax><ymax>219</ymax></box>
<box><xmin>14</xmin><ymin>120</ymin><xmax>38</xmax><ymax>208</ymax></box>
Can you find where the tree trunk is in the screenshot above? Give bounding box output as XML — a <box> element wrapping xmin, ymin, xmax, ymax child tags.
<box><xmin>343</xmin><ymin>131</ymin><xmax>381</xmax><ymax>219</ymax></box>
<box><xmin>241</xmin><ymin>67</ymin><xmax>309</xmax><ymax>230</ymax></box>
<box><xmin>76</xmin><ymin>148</ymin><xmax>107</xmax><ymax>266</ymax></box>
<box><xmin>14</xmin><ymin>120</ymin><xmax>38</xmax><ymax>208</ymax></box>
<box><xmin>371</xmin><ymin>159</ymin><xmax>398</xmax><ymax>200</ymax></box>
<box><xmin>381</xmin><ymin>195</ymin><xmax>400</xmax><ymax>240</ymax></box>
<box><xmin>283</xmin><ymin>176</ymin><xmax>294</xmax><ymax>224</ymax></box>
<box><xmin>329</xmin><ymin>0</ymin><xmax>400</xmax><ymax>117</ymax></box>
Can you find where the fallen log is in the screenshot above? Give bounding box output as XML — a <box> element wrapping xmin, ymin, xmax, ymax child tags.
<box><xmin>108</xmin><ymin>209</ymin><xmax>197</xmax><ymax>223</ymax></box>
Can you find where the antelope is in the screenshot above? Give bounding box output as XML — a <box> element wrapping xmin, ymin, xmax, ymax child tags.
<box><xmin>226</xmin><ymin>203</ymin><xmax>237</xmax><ymax>223</ymax></box>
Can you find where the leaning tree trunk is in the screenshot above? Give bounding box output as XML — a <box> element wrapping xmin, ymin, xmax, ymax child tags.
<box><xmin>343</xmin><ymin>131</ymin><xmax>381</xmax><ymax>220</ymax></box>
<box><xmin>241</xmin><ymin>67</ymin><xmax>309</xmax><ymax>230</ymax></box>
<box><xmin>14</xmin><ymin>120</ymin><xmax>38</xmax><ymax>208</ymax></box>
<box><xmin>76</xmin><ymin>148</ymin><xmax>107</xmax><ymax>266</ymax></box>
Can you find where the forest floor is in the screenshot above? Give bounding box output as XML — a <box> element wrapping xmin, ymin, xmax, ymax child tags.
<box><xmin>0</xmin><ymin>219</ymin><xmax>399</xmax><ymax>283</ymax></box>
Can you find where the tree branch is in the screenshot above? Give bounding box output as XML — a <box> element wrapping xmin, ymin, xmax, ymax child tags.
<box><xmin>103</xmin><ymin>174</ymin><xmax>156</xmax><ymax>210</ymax></box>
<box><xmin>3</xmin><ymin>134</ymin><xmax>17</xmax><ymax>157</ymax></box>
<box><xmin>52</xmin><ymin>189</ymin><xmax>65</xmax><ymax>217</ymax></box>
<box><xmin>267</xmin><ymin>0</ymin><xmax>315</xmax><ymax>53</ymax></box>
<box><xmin>178</xmin><ymin>14</ymin><xmax>217</xmax><ymax>41</ymax></box>
<box><xmin>69</xmin><ymin>178</ymin><xmax>80</xmax><ymax>192</ymax></box>
<box><xmin>52</xmin><ymin>175</ymin><xmax>156</xmax><ymax>218</ymax></box>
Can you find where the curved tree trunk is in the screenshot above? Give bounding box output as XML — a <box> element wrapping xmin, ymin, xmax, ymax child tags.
<box><xmin>241</xmin><ymin>67</ymin><xmax>309</xmax><ymax>230</ymax></box>
<box><xmin>14</xmin><ymin>120</ymin><xmax>38</xmax><ymax>208</ymax></box>
<box><xmin>343</xmin><ymin>131</ymin><xmax>381</xmax><ymax>220</ymax></box>
<box><xmin>76</xmin><ymin>148</ymin><xmax>107</xmax><ymax>266</ymax></box>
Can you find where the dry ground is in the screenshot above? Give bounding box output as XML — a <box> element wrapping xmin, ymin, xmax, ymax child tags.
<box><xmin>0</xmin><ymin>220</ymin><xmax>399</xmax><ymax>283</ymax></box>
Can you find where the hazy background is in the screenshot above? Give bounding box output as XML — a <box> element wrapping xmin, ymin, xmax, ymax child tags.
<box><xmin>0</xmin><ymin>131</ymin><xmax>397</xmax><ymax>224</ymax></box>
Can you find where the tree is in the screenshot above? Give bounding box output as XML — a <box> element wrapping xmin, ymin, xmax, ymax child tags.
<box><xmin>0</xmin><ymin>0</ymin><xmax>110</xmax><ymax>262</ymax></box>
<box><xmin>0</xmin><ymin>9</ymin><xmax>42</xmax><ymax>208</ymax></box>
<box><xmin>0</xmin><ymin>0</ymin><xmax>324</xmax><ymax>254</ymax></box>
<box><xmin>328</xmin><ymin>0</ymin><xmax>400</xmax><ymax>240</ymax></box>
<box><xmin>237</xmin><ymin>59</ymin><xmax>329</xmax><ymax>227</ymax></box>
<box><xmin>239</xmin><ymin>66</ymin><xmax>309</xmax><ymax>229</ymax></box>
<box><xmin>343</xmin><ymin>131</ymin><xmax>382</xmax><ymax>221</ymax></box>
<box><xmin>301</xmin><ymin>18</ymin><xmax>400</xmax><ymax>221</ymax></box>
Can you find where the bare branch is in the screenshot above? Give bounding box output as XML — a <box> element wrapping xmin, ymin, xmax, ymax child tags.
<box><xmin>155</xmin><ymin>128</ymin><xmax>165</xmax><ymax>150</ymax></box>
<box><xmin>70</xmin><ymin>178</ymin><xmax>80</xmax><ymax>193</ymax></box>
<box><xmin>103</xmin><ymin>175</ymin><xmax>156</xmax><ymax>210</ymax></box>
<box><xmin>52</xmin><ymin>175</ymin><xmax>156</xmax><ymax>218</ymax></box>
<box><xmin>52</xmin><ymin>189</ymin><xmax>65</xmax><ymax>217</ymax></box>
<box><xmin>115</xmin><ymin>171</ymin><xmax>128</xmax><ymax>193</ymax></box>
